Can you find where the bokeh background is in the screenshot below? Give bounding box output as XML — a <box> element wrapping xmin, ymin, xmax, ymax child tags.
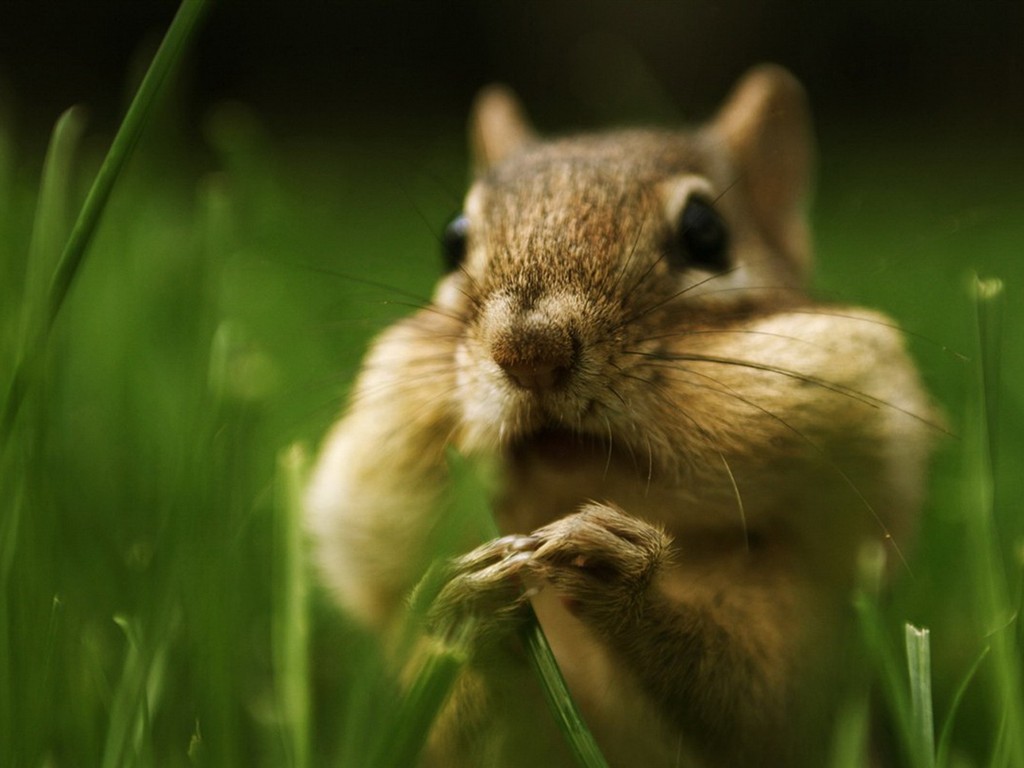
<box><xmin>2</xmin><ymin>1</ymin><xmax>1023</xmax><ymax>135</ymax></box>
<box><xmin>4</xmin><ymin>0</ymin><xmax>1021</xmax><ymax>360</ymax></box>
<box><xmin>1</xmin><ymin>2</ymin><xmax>1022</xmax><ymax>766</ymax></box>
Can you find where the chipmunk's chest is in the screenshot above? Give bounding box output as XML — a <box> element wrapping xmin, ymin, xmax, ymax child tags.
<box><xmin>492</xmin><ymin>435</ymin><xmax>752</xmax><ymax>544</ymax></box>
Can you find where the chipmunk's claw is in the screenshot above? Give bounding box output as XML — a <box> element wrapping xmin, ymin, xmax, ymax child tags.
<box><xmin>427</xmin><ymin>504</ymin><xmax>670</xmax><ymax>643</ymax></box>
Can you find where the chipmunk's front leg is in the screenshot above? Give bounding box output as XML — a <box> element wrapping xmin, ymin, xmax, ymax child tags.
<box><xmin>431</xmin><ymin>503</ymin><xmax>827</xmax><ymax>767</ymax></box>
<box><xmin>306</xmin><ymin>309</ymin><xmax>460</xmax><ymax>630</ymax></box>
<box><xmin>529</xmin><ymin>504</ymin><xmax>832</xmax><ymax>766</ymax></box>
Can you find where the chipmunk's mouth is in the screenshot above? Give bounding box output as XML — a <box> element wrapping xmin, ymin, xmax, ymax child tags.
<box><xmin>507</xmin><ymin>425</ymin><xmax>616</xmax><ymax>471</ymax></box>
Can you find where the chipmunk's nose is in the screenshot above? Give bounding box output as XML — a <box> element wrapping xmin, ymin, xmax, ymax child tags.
<box><xmin>490</xmin><ymin>325</ymin><xmax>576</xmax><ymax>392</ymax></box>
<box><xmin>497</xmin><ymin>353</ymin><xmax>571</xmax><ymax>392</ymax></box>
<box><xmin>481</xmin><ymin>289</ymin><xmax>583</xmax><ymax>393</ymax></box>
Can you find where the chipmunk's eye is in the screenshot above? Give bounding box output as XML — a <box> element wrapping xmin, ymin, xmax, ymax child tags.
<box><xmin>441</xmin><ymin>213</ymin><xmax>469</xmax><ymax>272</ymax></box>
<box><xmin>673</xmin><ymin>195</ymin><xmax>729</xmax><ymax>272</ymax></box>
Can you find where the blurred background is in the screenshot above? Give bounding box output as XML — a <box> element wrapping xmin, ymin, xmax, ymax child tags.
<box><xmin>3</xmin><ymin>1</ymin><xmax>1020</xmax><ymax>337</ymax></box>
<box><xmin>0</xmin><ymin>1</ymin><xmax>1021</xmax><ymax>766</ymax></box>
<box><xmin>2</xmin><ymin>0</ymin><xmax>1022</xmax><ymax>137</ymax></box>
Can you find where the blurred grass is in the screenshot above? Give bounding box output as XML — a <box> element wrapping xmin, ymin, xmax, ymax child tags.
<box><xmin>1</xmin><ymin>39</ymin><xmax>1023</xmax><ymax>768</ymax></box>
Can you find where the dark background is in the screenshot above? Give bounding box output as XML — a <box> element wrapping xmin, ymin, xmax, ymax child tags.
<box><xmin>1</xmin><ymin>1</ymin><xmax>1021</xmax><ymax>143</ymax></box>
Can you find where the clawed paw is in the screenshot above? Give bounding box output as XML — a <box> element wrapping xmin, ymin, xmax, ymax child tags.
<box><xmin>427</xmin><ymin>503</ymin><xmax>670</xmax><ymax>640</ymax></box>
<box><xmin>425</xmin><ymin>534</ymin><xmax>538</xmax><ymax>639</ymax></box>
<box><xmin>529</xmin><ymin>503</ymin><xmax>670</xmax><ymax>618</ymax></box>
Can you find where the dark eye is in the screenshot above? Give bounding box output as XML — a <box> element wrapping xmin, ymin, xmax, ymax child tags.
<box><xmin>441</xmin><ymin>213</ymin><xmax>469</xmax><ymax>272</ymax></box>
<box><xmin>674</xmin><ymin>195</ymin><xmax>729</xmax><ymax>272</ymax></box>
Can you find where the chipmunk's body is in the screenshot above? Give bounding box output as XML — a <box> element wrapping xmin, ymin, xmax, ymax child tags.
<box><xmin>307</xmin><ymin>66</ymin><xmax>934</xmax><ymax>766</ymax></box>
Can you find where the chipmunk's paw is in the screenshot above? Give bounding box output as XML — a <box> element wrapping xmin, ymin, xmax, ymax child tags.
<box><xmin>426</xmin><ymin>504</ymin><xmax>669</xmax><ymax>642</ymax></box>
<box><xmin>427</xmin><ymin>534</ymin><xmax>539</xmax><ymax>641</ymax></box>
<box><xmin>530</xmin><ymin>503</ymin><xmax>671</xmax><ymax>623</ymax></box>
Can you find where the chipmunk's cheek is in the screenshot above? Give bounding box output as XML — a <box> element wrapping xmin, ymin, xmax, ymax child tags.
<box><xmin>453</xmin><ymin>341</ymin><xmax>506</xmax><ymax>452</ymax></box>
<box><xmin>432</xmin><ymin>274</ymin><xmax>466</xmax><ymax>312</ymax></box>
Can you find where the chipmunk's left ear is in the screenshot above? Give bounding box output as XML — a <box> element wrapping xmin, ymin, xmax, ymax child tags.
<box><xmin>712</xmin><ymin>64</ymin><xmax>815</xmax><ymax>271</ymax></box>
<box><xmin>470</xmin><ymin>85</ymin><xmax>536</xmax><ymax>175</ymax></box>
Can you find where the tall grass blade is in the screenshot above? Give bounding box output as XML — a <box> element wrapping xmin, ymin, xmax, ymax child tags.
<box><xmin>1</xmin><ymin>99</ymin><xmax>87</xmax><ymax>768</ymax></box>
<box><xmin>935</xmin><ymin>645</ymin><xmax>989</xmax><ymax>768</ymax></box>
<box><xmin>444</xmin><ymin>451</ymin><xmax>610</xmax><ymax>768</ymax></box>
<box><xmin>21</xmin><ymin>106</ymin><xmax>87</xmax><ymax>348</ymax></box>
<box><xmin>371</xmin><ymin>630</ymin><xmax>469</xmax><ymax>768</ymax></box>
<box><xmin>2</xmin><ymin>104</ymin><xmax>87</xmax><ymax>582</ymax></box>
<box><xmin>0</xmin><ymin>0</ymin><xmax>210</xmax><ymax>435</ymax></box>
<box><xmin>965</xmin><ymin>275</ymin><xmax>1024</xmax><ymax>767</ymax></box>
<box><xmin>521</xmin><ymin>620</ymin><xmax>611</xmax><ymax>768</ymax></box>
<box><xmin>853</xmin><ymin>544</ymin><xmax>921</xmax><ymax>767</ymax></box>
<box><xmin>273</xmin><ymin>444</ymin><xmax>311</xmax><ymax>768</ymax></box>
<box><xmin>392</xmin><ymin>453</ymin><xmax>610</xmax><ymax>766</ymax></box>
<box><xmin>101</xmin><ymin>615</ymin><xmax>174</xmax><ymax>768</ymax></box>
<box><xmin>828</xmin><ymin>691</ymin><xmax>870</xmax><ymax>768</ymax></box>
<box><xmin>0</xmin><ymin>480</ymin><xmax>22</xmax><ymax>766</ymax></box>
<box><xmin>904</xmin><ymin>623</ymin><xmax>935</xmax><ymax>768</ymax></box>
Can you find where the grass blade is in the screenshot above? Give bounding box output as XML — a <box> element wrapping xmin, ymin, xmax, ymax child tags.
<box><xmin>273</xmin><ymin>445</ymin><xmax>311</xmax><ymax>768</ymax></box>
<box><xmin>0</xmin><ymin>0</ymin><xmax>210</xmax><ymax>435</ymax></box>
<box><xmin>444</xmin><ymin>451</ymin><xmax>610</xmax><ymax>768</ymax></box>
<box><xmin>965</xmin><ymin>275</ymin><xmax>1024</xmax><ymax>767</ymax></box>
<box><xmin>21</xmin><ymin>106</ymin><xmax>87</xmax><ymax>347</ymax></box>
<box><xmin>521</xmin><ymin>620</ymin><xmax>610</xmax><ymax>768</ymax></box>
<box><xmin>101</xmin><ymin>615</ymin><xmax>174</xmax><ymax>768</ymax></box>
<box><xmin>904</xmin><ymin>623</ymin><xmax>935</xmax><ymax>768</ymax></box>
<box><xmin>372</xmin><ymin>630</ymin><xmax>469</xmax><ymax>768</ymax></box>
<box><xmin>1</xmin><ymin>102</ymin><xmax>86</xmax><ymax>768</ymax></box>
<box><xmin>853</xmin><ymin>544</ymin><xmax>920</xmax><ymax>767</ymax></box>
<box><xmin>391</xmin><ymin>452</ymin><xmax>611</xmax><ymax>767</ymax></box>
<box><xmin>935</xmin><ymin>645</ymin><xmax>989</xmax><ymax>768</ymax></box>
<box><xmin>828</xmin><ymin>692</ymin><xmax>871</xmax><ymax>768</ymax></box>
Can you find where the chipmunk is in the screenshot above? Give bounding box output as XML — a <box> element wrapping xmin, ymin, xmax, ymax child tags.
<box><xmin>306</xmin><ymin>64</ymin><xmax>935</xmax><ymax>767</ymax></box>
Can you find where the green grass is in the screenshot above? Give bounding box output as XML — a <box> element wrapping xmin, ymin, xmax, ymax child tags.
<box><xmin>2</xmin><ymin>6</ymin><xmax>1023</xmax><ymax>766</ymax></box>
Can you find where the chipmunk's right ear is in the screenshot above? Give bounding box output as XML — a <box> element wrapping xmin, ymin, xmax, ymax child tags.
<box><xmin>470</xmin><ymin>85</ymin><xmax>536</xmax><ymax>174</ymax></box>
<box><xmin>712</xmin><ymin>64</ymin><xmax>815</xmax><ymax>273</ymax></box>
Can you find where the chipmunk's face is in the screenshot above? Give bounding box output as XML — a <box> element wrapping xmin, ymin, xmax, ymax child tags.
<box><xmin>431</xmin><ymin>69</ymin><xmax>817</xmax><ymax>462</ymax></box>
<box><xmin>437</xmin><ymin>139</ymin><xmax>786</xmax><ymax>456</ymax></box>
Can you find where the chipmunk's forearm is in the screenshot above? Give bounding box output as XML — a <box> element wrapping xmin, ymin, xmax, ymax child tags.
<box><xmin>604</xmin><ymin>566</ymin><xmax>816</xmax><ymax>764</ymax></box>
<box><xmin>306</xmin><ymin>313</ymin><xmax>458</xmax><ymax>628</ymax></box>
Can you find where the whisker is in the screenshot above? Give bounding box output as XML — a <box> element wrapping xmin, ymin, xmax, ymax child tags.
<box><xmin>636</xmin><ymin>282</ymin><xmax>970</xmax><ymax>364</ymax></box>
<box><xmin>636</xmin><ymin>327</ymin><xmax>828</xmax><ymax>350</ymax></box>
<box><xmin>784</xmin><ymin>308</ymin><xmax>970</xmax><ymax>361</ymax></box>
<box><xmin>278</xmin><ymin>261</ymin><xmax>437</xmax><ymax>308</ymax></box>
<box><xmin>638</xmin><ymin>376</ymin><xmax>753</xmax><ymax>528</ymax></box>
<box><xmin>604</xmin><ymin>383</ymin><xmax>629</xmax><ymax>409</ymax></box>
<box><xmin>614</xmin><ymin>267</ymin><xmax>742</xmax><ymax>333</ymax></box>
<box><xmin>716</xmin><ymin>451</ymin><xmax>749</xmax><ymax>552</ymax></box>
<box><xmin>669</xmin><ymin>283</ymin><xmax>806</xmax><ymax>304</ymax></box>
<box><xmin>375</xmin><ymin>383</ymin><xmax>464</xmax><ymax>450</ymax></box>
<box><xmin>645</xmin><ymin>435</ymin><xmax>654</xmax><ymax>496</ymax></box>
<box><xmin>402</xmin><ymin>306</ymin><xmax>470</xmax><ymax>327</ymax></box>
<box><xmin>608</xmin><ymin>217</ymin><xmax>648</xmax><ymax>298</ymax></box>
<box><xmin>712</xmin><ymin>175</ymin><xmax>743</xmax><ymax>207</ymax></box>
<box><xmin>658</xmin><ymin>364</ymin><xmax>913</xmax><ymax>575</ymax></box>
<box><xmin>451</xmin><ymin>255</ymin><xmax>486</xmax><ymax>313</ymax></box>
<box><xmin>637</xmin><ymin>351</ymin><xmax>949</xmax><ymax>435</ymax></box>
<box><xmin>366</xmin><ymin>299</ymin><xmax>452</xmax><ymax>318</ymax></box>
<box><xmin>345</xmin><ymin>366</ymin><xmax>454</xmax><ymax>408</ymax></box>
<box><xmin>603</xmin><ymin>415</ymin><xmax>615</xmax><ymax>480</ymax></box>
<box><xmin>618</xmin><ymin>232</ymin><xmax>669</xmax><ymax>311</ymax></box>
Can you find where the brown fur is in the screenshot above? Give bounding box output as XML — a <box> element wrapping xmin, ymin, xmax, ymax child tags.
<box><xmin>306</xmin><ymin>65</ymin><xmax>935</xmax><ymax>766</ymax></box>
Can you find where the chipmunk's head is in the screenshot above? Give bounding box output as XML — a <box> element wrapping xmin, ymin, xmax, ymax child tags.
<box><xmin>435</xmin><ymin>66</ymin><xmax>817</xmax><ymax>456</ymax></box>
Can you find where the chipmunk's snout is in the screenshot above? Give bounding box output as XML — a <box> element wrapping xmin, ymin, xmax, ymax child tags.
<box><xmin>491</xmin><ymin>324</ymin><xmax>577</xmax><ymax>392</ymax></box>
<box><xmin>480</xmin><ymin>291</ymin><xmax>581</xmax><ymax>394</ymax></box>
